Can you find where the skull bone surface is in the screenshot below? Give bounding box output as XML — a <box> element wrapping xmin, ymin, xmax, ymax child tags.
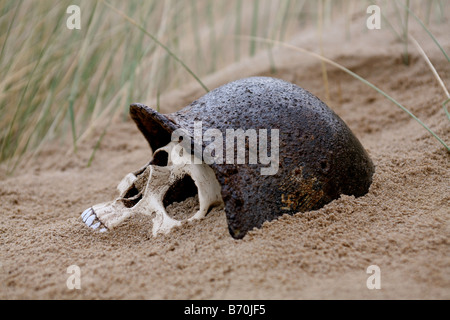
<box><xmin>81</xmin><ymin>141</ymin><xmax>224</xmax><ymax>236</ymax></box>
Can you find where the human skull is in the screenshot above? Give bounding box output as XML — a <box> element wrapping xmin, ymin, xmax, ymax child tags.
<box><xmin>81</xmin><ymin>141</ymin><xmax>224</xmax><ymax>236</ymax></box>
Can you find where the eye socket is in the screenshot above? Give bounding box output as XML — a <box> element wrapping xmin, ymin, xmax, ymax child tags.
<box><xmin>122</xmin><ymin>186</ymin><xmax>143</xmax><ymax>208</ymax></box>
<box><xmin>151</xmin><ymin>150</ymin><xmax>169</xmax><ymax>166</ymax></box>
<box><xmin>163</xmin><ymin>175</ymin><xmax>197</xmax><ymax>207</ymax></box>
<box><xmin>120</xmin><ymin>169</ymin><xmax>150</xmax><ymax>208</ymax></box>
<box><xmin>163</xmin><ymin>175</ymin><xmax>199</xmax><ymax>221</ymax></box>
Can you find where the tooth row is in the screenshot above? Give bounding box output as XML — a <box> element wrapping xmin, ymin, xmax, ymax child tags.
<box><xmin>81</xmin><ymin>208</ymin><xmax>107</xmax><ymax>232</ymax></box>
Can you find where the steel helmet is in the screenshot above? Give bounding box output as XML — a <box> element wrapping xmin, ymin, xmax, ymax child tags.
<box><xmin>130</xmin><ymin>77</ymin><xmax>374</xmax><ymax>239</ymax></box>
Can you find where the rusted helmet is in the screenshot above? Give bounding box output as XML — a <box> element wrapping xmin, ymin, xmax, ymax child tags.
<box><xmin>130</xmin><ymin>77</ymin><xmax>374</xmax><ymax>239</ymax></box>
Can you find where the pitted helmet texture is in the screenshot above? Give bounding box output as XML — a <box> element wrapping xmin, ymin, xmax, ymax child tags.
<box><xmin>130</xmin><ymin>77</ymin><xmax>375</xmax><ymax>239</ymax></box>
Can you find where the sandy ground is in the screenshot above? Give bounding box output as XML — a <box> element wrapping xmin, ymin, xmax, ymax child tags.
<box><xmin>0</xmin><ymin>17</ymin><xmax>449</xmax><ymax>299</ymax></box>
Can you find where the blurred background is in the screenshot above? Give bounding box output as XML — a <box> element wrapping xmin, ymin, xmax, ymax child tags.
<box><xmin>0</xmin><ymin>0</ymin><xmax>448</xmax><ymax>172</ymax></box>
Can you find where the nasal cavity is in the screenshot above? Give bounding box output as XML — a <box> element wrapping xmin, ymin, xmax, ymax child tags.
<box><xmin>121</xmin><ymin>169</ymin><xmax>149</xmax><ymax>208</ymax></box>
<box><xmin>151</xmin><ymin>150</ymin><xmax>168</xmax><ymax>166</ymax></box>
<box><xmin>122</xmin><ymin>185</ymin><xmax>143</xmax><ymax>208</ymax></box>
<box><xmin>163</xmin><ymin>175</ymin><xmax>199</xmax><ymax>221</ymax></box>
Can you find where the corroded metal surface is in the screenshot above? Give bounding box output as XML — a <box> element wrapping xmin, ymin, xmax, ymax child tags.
<box><xmin>130</xmin><ymin>77</ymin><xmax>375</xmax><ymax>239</ymax></box>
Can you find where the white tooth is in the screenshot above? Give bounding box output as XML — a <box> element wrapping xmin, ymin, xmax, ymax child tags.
<box><xmin>81</xmin><ymin>208</ymin><xmax>92</xmax><ymax>220</ymax></box>
<box><xmin>82</xmin><ymin>211</ymin><xmax>93</xmax><ymax>222</ymax></box>
<box><xmin>100</xmin><ymin>228</ymin><xmax>107</xmax><ymax>233</ymax></box>
<box><xmin>82</xmin><ymin>214</ymin><xmax>91</xmax><ymax>223</ymax></box>
<box><xmin>91</xmin><ymin>222</ymin><xmax>101</xmax><ymax>230</ymax></box>
<box><xmin>85</xmin><ymin>215</ymin><xmax>95</xmax><ymax>227</ymax></box>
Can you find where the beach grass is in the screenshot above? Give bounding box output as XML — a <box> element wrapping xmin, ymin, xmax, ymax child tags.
<box><xmin>0</xmin><ymin>0</ymin><xmax>448</xmax><ymax>173</ymax></box>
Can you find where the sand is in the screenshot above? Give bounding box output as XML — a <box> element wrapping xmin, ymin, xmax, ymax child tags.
<box><xmin>0</xmin><ymin>17</ymin><xmax>449</xmax><ymax>300</ymax></box>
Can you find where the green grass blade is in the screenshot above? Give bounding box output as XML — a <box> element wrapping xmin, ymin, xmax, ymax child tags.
<box><xmin>1</xmin><ymin>5</ymin><xmax>64</xmax><ymax>162</ymax></box>
<box><xmin>367</xmin><ymin>0</ymin><xmax>402</xmax><ymax>40</ymax></box>
<box><xmin>250</xmin><ymin>0</ymin><xmax>260</xmax><ymax>57</ymax></box>
<box><xmin>403</xmin><ymin>0</ymin><xmax>410</xmax><ymax>65</ymax></box>
<box><xmin>444</xmin><ymin>98</ymin><xmax>450</xmax><ymax>121</ymax></box>
<box><xmin>404</xmin><ymin>4</ymin><xmax>450</xmax><ymax>63</ymax></box>
<box><xmin>234</xmin><ymin>0</ymin><xmax>242</xmax><ymax>61</ymax></box>
<box><xmin>0</xmin><ymin>0</ymin><xmax>22</xmax><ymax>69</ymax></box>
<box><xmin>87</xmin><ymin>122</ymin><xmax>109</xmax><ymax>168</ymax></box>
<box><xmin>240</xmin><ymin>36</ymin><xmax>449</xmax><ymax>151</ymax></box>
<box><xmin>68</xmin><ymin>100</ymin><xmax>77</xmax><ymax>153</ymax></box>
<box><xmin>101</xmin><ymin>0</ymin><xmax>209</xmax><ymax>93</ymax></box>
